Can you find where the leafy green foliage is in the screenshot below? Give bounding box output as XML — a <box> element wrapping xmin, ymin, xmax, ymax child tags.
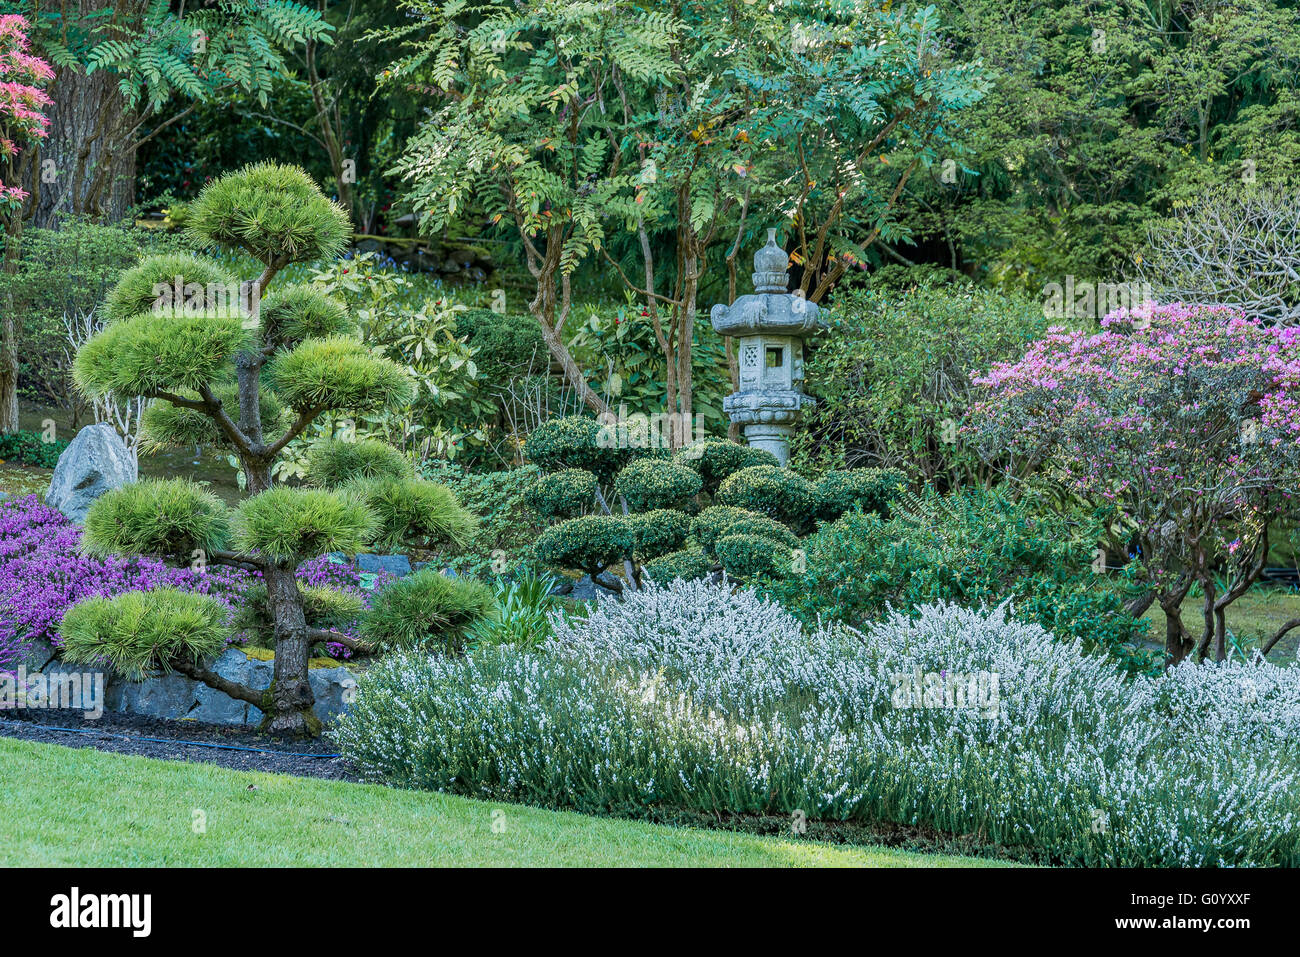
<box><xmin>614</xmin><ymin>459</ymin><xmax>702</xmax><ymax>513</ymax></box>
<box><xmin>82</xmin><ymin>479</ymin><xmax>231</xmax><ymax>560</ymax></box>
<box><xmin>344</xmin><ymin>476</ymin><xmax>476</xmax><ymax>552</ymax></box>
<box><xmin>716</xmin><ymin>533</ymin><xmax>793</xmax><ymax>581</ymax></box>
<box><xmin>307</xmin><ymin>439</ymin><xmax>412</xmax><ymax>488</ymax></box>
<box><xmin>361</xmin><ymin>569</ymin><xmax>498</xmax><ymax>654</ymax></box>
<box><xmin>792</xmin><ymin>284</ymin><xmax>1050</xmax><ymax>486</ymax></box>
<box><xmin>0</xmin><ymin>430</ymin><xmax>67</xmax><ymax>469</ymax></box>
<box><xmin>421</xmin><ymin>462</ymin><xmax>546</xmax><ymax>576</ymax></box>
<box><xmin>814</xmin><ymin>468</ymin><xmax>909</xmax><ymax>523</ymax></box>
<box><xmin>642</xmin><ymin>547</ymin><xmax>711</xmax><ymax>585</ymax></box>
<box><xmin>761</xmin><ymin>487</ymin><xmax>1155</xmax><ymax>673</ymax></box>
<box><xmin>60</xmin><ymin>589</ymin><xmax>231</xmax><ymax>680</ymax></box>
<box><xmin>630</xmin><ymin>509</ymin><xmax>692</xmax><ymax>562</ymax></box>
<box><xmin>524</xmin><ymin>416</ymin><xmax>629</xmax><ymax>482</ymax></box>
<box><xmin>715</xmin><ymin>465</ymin><xmax>816</xmax><ymax>531</ymax></box>
<box><xmin>73</xmin><ymin>310</ymin><xmax>249</xmax><ymax>399</ymax></box>
<box><xmin>535</xmin><ymin>515</ymin><xmax>634</xmax><ymax>578</ymax></box>
<box><xmin>453</xmin><ymin>308</ymin><xmax>546</xmax><ymax>383</ymax></box>
<box><xmin>232</xmin><ymin>487</ymin><xmax>375</xmax><ymax>564</ymax></box>
<box><xmin>186</xmin><ymin>162</ymin><xmax>352</xmax><ymax>266</ymax></box>
<box><xmin>524</xmin><ymin>468</ymin><xmax>598</xmax><ymax>520</ymax></box>
<box><xmin>464</xmin><ymin>570</ymin><xmax>564</xmax><ymax>650</ymax></box>
<box><xmin>674</xmin><ymin>439</ymin><xmax>779</xmax><ymax>498</ymax></box>
<box><xmin>268</xmin><ymin>336</ymin><xmax>414</xmax><ymax>414</ymax></box>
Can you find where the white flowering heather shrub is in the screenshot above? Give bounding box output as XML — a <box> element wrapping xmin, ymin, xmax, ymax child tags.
<box><xmin>336</xmin><ymin>580</ymin><xmax>1300</xmax><ymax>866</ymax></box>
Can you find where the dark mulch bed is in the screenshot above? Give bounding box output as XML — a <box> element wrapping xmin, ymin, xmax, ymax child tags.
<box><xmin>0</xmin><ymin>708</ymin><xmax>358</xmax><ymax>782</ymax></box>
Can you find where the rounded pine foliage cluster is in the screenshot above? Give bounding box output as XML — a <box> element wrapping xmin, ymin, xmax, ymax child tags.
<box><xmin>60</xmin><ymin>588</ymin><xmax>231</xmax><ymax>680</ymax></box>
<box><xmin>307</xmin><ymin>439</ymin><xmax>412</xmax><ymax>488</ymax></box>
<box><xmin>614</xmin><ymin>458</ymin><xmax>702</xmax><ymax>512</ymax></box>
<box><xmin>232</xmin><ymin>487</ymin><xmax>376</xmax><ymax>563</ymax></box>
<box><xmin>344</xmin><ymin>477</ymin><xmax>476</xmax><ymax>551</ymax></box>
<box><xmin>268</xmin><ymin>336</ymin><xmax>413</xmax><ymax>414</ymax></box>
<box><xmin>140</xmin><ymin>386</ymin><xmax>288</xmax><ymax>452</ymax></box>
<box><xmin>103</xmin><ymin>254</ymin><xmax>239</xmax><ymax>324</ymax></box>
<box><xmin>260</xmin><ymin>286</ymin><xmax>352</xmax><ymax>347</ymax></box>
<box><xmin>524</xmin><ymin>468</ymin><xmax>598</xmax><ymax>519</ymax></box>
<box><xmin>361</xmin><ymin>568</ymin><xmax>497</xmax><ymax>654</ymax></box>
<box><xmin>82</xmin><ymin>479</ymin><xmax>230</xmax><ymax>560</ymax></box>
<box><xmin>186</xmin><ymin>162</ymin><xmax>352</xmax><ymax>266</ymax></box>
<box><xmin>73</xmin><ymin>311</ymin><xmax>249</xmax><ymax>399</ymax></box>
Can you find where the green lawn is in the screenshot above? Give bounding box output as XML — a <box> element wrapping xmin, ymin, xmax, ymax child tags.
<box><xmin>0</xmin><ymin>738</ymin><xmax>1007</xmax><ymax>867</ymax></box>
<box><xmin>1141</xmin><ymin>587</ymin><xmax>1300</xmax><ymax>660</ymax></box>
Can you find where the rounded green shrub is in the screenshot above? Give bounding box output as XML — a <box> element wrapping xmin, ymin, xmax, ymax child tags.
<box><xmin>524</xmin><ymin>468</ymin><xmax>598</xmax><ymax>519</ymax></box>
<box><xmin>614</xmin><ymin>458</ymin><xmax>702</xmax><ymax>512</ymax></box>
<box><xmin>630</xmin><ymin>508</ymin><xmax>692</xmax><ymax>561</ymax></box>
<box><xmin>453</xmin><ymin>308</ymin><xmax>546</xmax><ymax>381</ymax></box>
<box><xmin>82</xmin><ymin>479</ymin><xmax>230</xmax><ymax>559</ymax></box>
<box><xmin>692</xmin><ymin>505</ymin><xmax>791</xmax><ymax>557</ymax></box>
<box><xmin>73</xmin><ymin>311</ymin><xmax>250</xmax><ymax>398</ymax></box>
<box><xmin>344</xmin><ymin>476</ymin><xmax>476</xmax><ymax>551</ymax></box>
<box><xmin>716</xmin><ymin>465</ymin><xmax>816</xmax><ymax>530</ymax></box>
<box><xmin>716</xmin><ymin>533</ymin><xmax>793</xmax><ymax>580</ymax></box>
<box><xmin>361</xmin><ymin>569</ymin><xmax>498</xmax><ymax>654</ymax></box>
<box><xmin>535</xmin><ymin>515</ymin><xmax>634</xmax><ymax>577</ymax></box>
<box><xmin>103</xmin><ymin>253</ymin><xmax>240</xmax><ymax>324</ymax></box>
<box><xmin>524</xmin><ymin>415</ymin><xmax>629</xmax><ymax>481</ymax></box>
<box><xmin>261</xmin><ymin>285</ymin><xmax>352</xmax><ymax>346</ymax></box>
<box><xmin>268</xmin><ymin>336</ymin><xmax>414</xmax><ymax>414</ymax></box>
<box><xmin>140</xmin><ymin>385</ymin><xmax>288</xmax><ymax>452</ymax></box>
<box><xmin>642</xmin><ymin>547</ymin><xmax>712</xmax><ymax>584</ymax></box>
<box><xmin>187</xmin><ymin>162</ymin><xmax>352</xmax><ymax>266</ymax></box>
<box><xmin>60</xmin><ymin>588</ymin><xmax>232</xmax><ymax>680</ymax></box>
<box><xmin>815</xmin><ymin>468</ymin><xmax>908</xmax><ymax>522</ymax></box>
<box><xmin>674</xmin><ymin>439</ymin><xmax>779</xmax><ymax>496</ymax></box>
<box><xmin>308</xmin><ymin>438</ymin><xmax>412</xmax><ymax>488</ymax></box>
<box><xmin>232</xmin><ymin>487</ymin><xmax>376</xmax><ymax>563</ymax></box>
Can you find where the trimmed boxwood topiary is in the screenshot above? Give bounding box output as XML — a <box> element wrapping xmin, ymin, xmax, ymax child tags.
<box><xmin>815</xmin><ymin>467</ymin><xmax>908</xmax><ymax>522</ymax></box>
<box><xmin>715</xmin><ymin>465</ymin><xmax>817</xmax><ymax>531</ymax></box>
<box><xmin>535</xmin><ymin>515</ymin><xmax>634</xmax><ymax>579</ymax></box>
<box><xmin>715</xmin><ymin>532</ymin><xmax>793</xmax><ymax>580</ymax></box>
<box><xmin>524</xmin><ymin>468</ymin><xmax>598</xmax><ymax>519</ymax></box>
<box><xmin>642</xmin><ymin>547</ymin><xmax>712</xmax><ymax>584</ymax></box>
<box><xmin>614</xmin><ymin>458</ymin><xmax>702</xmax><ymax>512</ymax></box>
<box><xmin>630</xmin><ymin>508</ymin><xmax>692</xmax><ymax>562</ymax></box>
<box><xmin>232</xmin><ymin>487</ymin><xmax>376</xmax><ymax>563</ymax></box>
<box><xmin>692</xmin><ymin>505</ymin><xmax>791</xmax><ymax>557</ymax></box>
<box><xmin>524</xmin><ymin>415</ymin><xmax>630</xmax><ymax>481</ymax></box>
<box><xmin>60</xmin><ymin>588</ymin><xmax>231</xmax><ymax>680</ymax></box>
<box><xmin>82</xmin><ymin>479</ymin><xmax>231</xmax><ymax>560</ymax></box>
<box><xmin>344</xmin><ymin>476</ymin><xmax>476</xmax><ymax>551</ymax></box>
<box><xmin>360</xmin><ymin>568</ymin><xmax>498</xmax><ymax>654</ymax></box>
<box><xmin>308</xmin><ymin>438</ymin><xmax>412</xmax><ymax>488</ymax></box>
<box><xmin>674</xmin><ymin>439</ymin><xmax>779</xmax><ymax>496</ymax></box>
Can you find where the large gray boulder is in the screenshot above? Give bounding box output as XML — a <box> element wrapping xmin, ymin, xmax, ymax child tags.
<box><xmin>46</xmin><ymin>423</ymin><xmax>137</xmax><ymax>523</ymax></box>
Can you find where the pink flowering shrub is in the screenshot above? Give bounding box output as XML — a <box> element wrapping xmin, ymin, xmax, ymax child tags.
<box><xmin>0</xmin><ymin>15</ymin><xmax>52</xmax><ymax>216</ymax></box>
<box><xmin>967</xmin><ymin>302</ymin><xmax>1300</xmax><ymax>665</ymax></box>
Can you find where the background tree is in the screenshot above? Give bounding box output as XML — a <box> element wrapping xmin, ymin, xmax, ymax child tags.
<box><xmin>59</xmin><ymin>163</ymin><xmax>476</xmax><ymax>735</ymax></box>
<box><xmin>967</xmin><ymin>302</ymin><xmax>1300</xmax><ymax>666</ymax></box>
<box><xmin>0</xmin><ymin>12</ymin><xmax>51</xmax><ymax>433</ymax></box>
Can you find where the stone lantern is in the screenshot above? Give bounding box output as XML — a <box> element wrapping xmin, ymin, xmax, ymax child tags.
<box><xmin>709</xmin><ymin>229</ymin><xmax>827</xmax><ymax>466</ymax></box>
